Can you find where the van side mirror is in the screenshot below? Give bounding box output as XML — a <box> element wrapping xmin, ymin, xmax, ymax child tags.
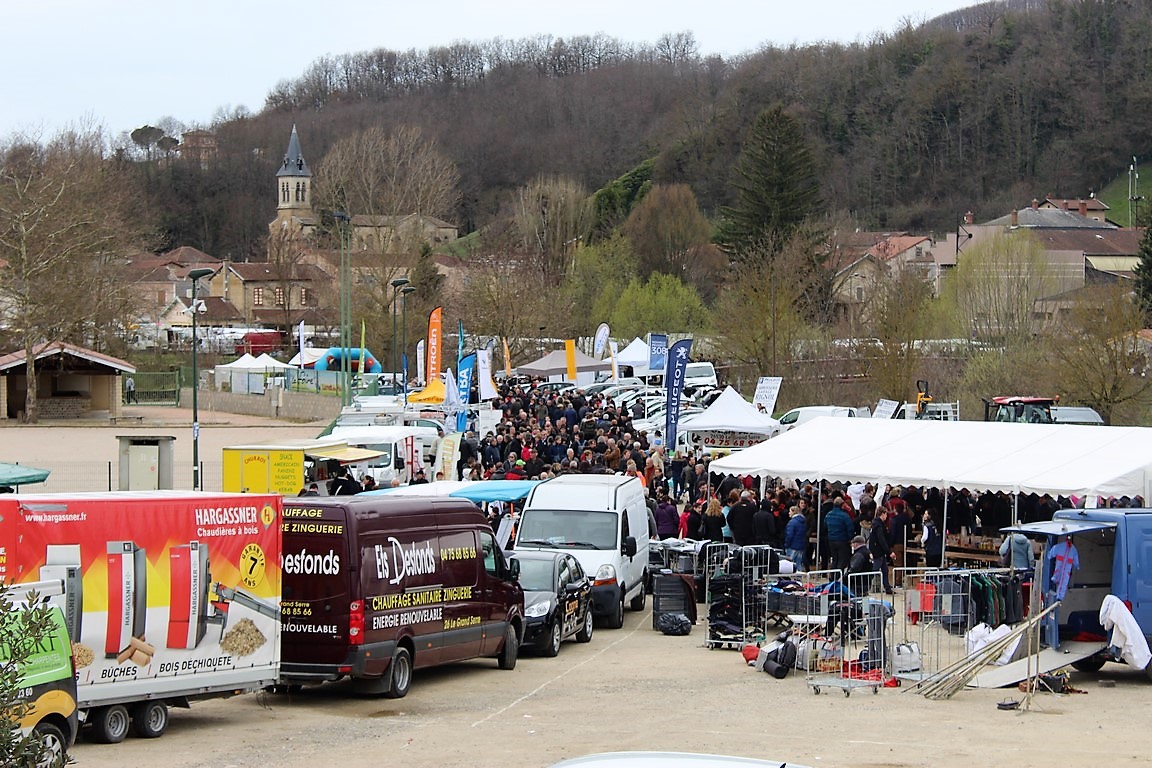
<box><xmin>396</xmin><ymin>455</ymin><xmax>405</xmax><ymax>469</ymax></box>
<box><xmin>622</xmin><ymin>536</ymin><xmax>637</xmax><ymax>558</ymax></box>
<box><xmin>508</xmin><ymin>558</ymin><xmax>520</xmax><ymax>580</ymax></box>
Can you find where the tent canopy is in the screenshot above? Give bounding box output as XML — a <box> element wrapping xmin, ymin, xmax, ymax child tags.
<box><xmin>253</xmin><ymin>353</ymin><xmax>292</xmax><ymax>369</ymax></box>
<box><xmin>707</xmin><ymin>417</ymin><xmax>1152</xmax><ymax>501</ymax></box>
<box><xmin>615</xmin><ymin>337</ymin><xmax>649</xmax><ymax>367</ymax></box>
<box><xmin>0</xmin><ymin>463</ymin><xmax>50</xmax><ymax>486</ymax></box>
<box><xmin>288</xmin><ymin>347</ymin><xmax>327</xmax><ymax>367</ymax></box>
<box><xmin>408</xmin><ymin>378</ymin><xmax>445</xmax><ymax>404</ymax></box>
<box><xmin>365</xmin><ymin>479</ymin><xmax>539</xmax><ymax>503</ymax></box>
<box><xmin>515</xmin><ymin>349</ymin><xmax>610</xmax><ymax>377</ymax></box>
<box><xmin>217</xmin><ymin>353</ymin><xmax>258</xmax><ymax>368</ymax></box>
<box><xmin>681</xmin><ymin>386</ymin><xmax>780</xmax><ymax>435</ymax></box>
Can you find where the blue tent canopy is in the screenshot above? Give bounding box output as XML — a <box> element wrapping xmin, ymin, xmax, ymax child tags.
<box><xmin>0</xmin><ymin>463</ymin><xmax>50</xmax><ymax>487</ymax></box>
<box><xmin>363</xmin><ymin>479</ymin><xmax>539</xmax><ymax>503</ymax></box>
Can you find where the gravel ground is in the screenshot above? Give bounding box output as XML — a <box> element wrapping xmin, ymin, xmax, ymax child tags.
<box><xmin>67</xmin><ymin>605</ymin><xmax>1152</xmax><ymax>768</ymax></box>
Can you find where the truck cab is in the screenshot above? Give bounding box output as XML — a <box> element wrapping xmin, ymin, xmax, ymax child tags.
<box><xmin>983</xmin><ymin>396</ymin><xmax>1057</xmax><ymax>424</ymax></box>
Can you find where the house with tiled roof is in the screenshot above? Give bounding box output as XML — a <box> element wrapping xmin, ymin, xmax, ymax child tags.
<box><xmin>211</xmin><ymin>261</ymin><xmax>334</xmax><ymax>329</ymax></box>
<box><xmin>0</xmin><ymin>341</ymin><xmax>135</xmax><ymax>420</ymax></box>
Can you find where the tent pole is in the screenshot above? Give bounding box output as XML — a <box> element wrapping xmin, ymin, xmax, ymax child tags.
<box><xmin>941</xmin><ymin>489</ymin><xmax>950</xmax><ymax>567</ymax></box>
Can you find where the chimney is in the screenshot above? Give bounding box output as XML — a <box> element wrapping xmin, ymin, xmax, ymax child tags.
<box><xmin>1079</xmin><ymin>199</ymin><xmax>1088</xmax><ymax>216</ymax></box>
<box><xmin>1010</xmin><ymin>210</ymin><xmax>1019</xmax><ymax>227</ymax></box>
<box><xmin>1060</xmin><ymin>200</ymin><xmax>1069</xmax><ymax>211</ymax></box>
<box><xmin>964</xmin><ymin>211</ymin><xmax>974</xmax><ymax>225</ymax></box>
<box><xmin>1032</xmin><ymin>198</ymin><xmax>1040</xmax><ymax>209</ymax></box>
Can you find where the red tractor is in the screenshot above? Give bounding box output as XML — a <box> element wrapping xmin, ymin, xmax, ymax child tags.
<box><xmin>982</xmin><ymin>396</ymin><xmax>1058</xmax><ymax>424</ymax></box>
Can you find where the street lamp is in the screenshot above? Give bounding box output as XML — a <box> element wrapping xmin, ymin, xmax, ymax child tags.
<box><xmin>188</xmin><ymin>267</ymin><xmax>214</xmax><ymax>491</ymax></box>
<box><xmin>334</xmin><ymin>212</ymin><xmax>352</xmax><ymax>406</ymax></box>
<box><xmin>400</xmin><ymin>284</ymin><xmax>416</xmax><ymax>407</ymax></box>
<box><xmin>390</xmin><ymin>277</ymin><xmax>410</xmax><ymax>390</ymax></box>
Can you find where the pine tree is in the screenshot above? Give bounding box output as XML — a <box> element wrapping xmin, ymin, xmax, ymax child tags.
<box><xmin>1133</xmin><ymin>225</ymin><xmax>1152</xmax><ymax>324</ymax></box>
<box><xmin>715</xmin><ymin>105</ymin><xmax>822</xmax><ymax>265</ymax></box>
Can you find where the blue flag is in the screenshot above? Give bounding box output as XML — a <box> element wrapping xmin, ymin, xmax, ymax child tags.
<box><xmin>665</xmin><ymin>339</ymin><xmax>693</xmax><ymax>452</ymax></box>
<box><xmin>648</xmin><ymin>333</ymin><xmax>668</xmax><ymax>373</ymax></box>
<box><xmin>456</xmin><ymin>353</ymin><xmax>476</xmax><ymax>432</ymax></box>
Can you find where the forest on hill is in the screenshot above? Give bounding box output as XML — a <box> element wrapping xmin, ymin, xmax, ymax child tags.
<box><xmin>133</xmin><ymin>0</ymin><xmax>1152</xmax><ymax>259</ymax></box>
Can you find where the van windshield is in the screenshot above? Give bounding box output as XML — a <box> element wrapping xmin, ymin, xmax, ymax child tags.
<box><xmin>354</xmin><ymin>443</ymin><xmax>393</xmax><ymax>465</ymax></box>
<box><xmin>685</xmin><ymin>363</ymin><xmax>714</xmax><ymax>377</ymax></box>
<box><xmin>518</xmin><ymin>509</ymin><xmax>618</xmax><ymax>550</ymax></box>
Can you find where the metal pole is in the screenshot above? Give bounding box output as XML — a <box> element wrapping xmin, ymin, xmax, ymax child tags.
<box><xmin>391</xmin><ymin>287</ymin><xmax>398</xmax><ymax>387</ymax></box>
<box><xmin>401</xmin><ymin>285</ymin><xmax>415</xmax><ymax>407</ymax></box>
<box><xmin>336</xmin><ymin>213</ymin><xmax>351</xmax><ymax>407</ymax></box>
<box><xmin>188</xmin><ymin>268</ymin><xmax>213</xmax><ymax>490</ymax></box>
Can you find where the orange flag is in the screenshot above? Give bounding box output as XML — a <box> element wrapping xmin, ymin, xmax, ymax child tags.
<box><xmin>565</xmin><ymin>339</ymin><xmax>577</xmax><ymax>382</ymax></box>
<box><xmin>427</xmin><ymin>307</ymin><xmax>443</xmax><ymax>382</ymax></box>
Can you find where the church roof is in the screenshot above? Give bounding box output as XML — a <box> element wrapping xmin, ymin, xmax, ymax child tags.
<box><xmin>276</xmin><ymin>124</ymin><xmax>310</xmax><ymax>178</ymax></box>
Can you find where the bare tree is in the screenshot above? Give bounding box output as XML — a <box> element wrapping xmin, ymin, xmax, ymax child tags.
<box><xmin>512</xmin><ymin>174</ymin><xmax>591</xmax><ymax>285</ymax></box>
<box><xmin>942</xmin><ymin>230</ymin><xmax>1055</xmax><ymax>345</ymax></box>
<box><xmin>622</xmin><ymin>183</ymin><xmax>724</xmax><ymax>299</ymax></box>
<box><xmin>0</xmin><ymin>128</ymin><xmax>150</xmax><ymax>422</ymax></box>
<box><xmin>1047</xmin><ymin>284</ymin><xmax>1152</xmax><ymax>424</ymax></box>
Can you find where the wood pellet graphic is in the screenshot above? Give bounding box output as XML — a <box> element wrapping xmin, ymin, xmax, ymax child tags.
<box><xmin>220</xmin><ymin>618</ymin><xmax>266</xmax><ymax>657</ymax></box>
<box><xmin>115</xmin><ymin>636</ymin><xmax>155</xmax><ymax>667</ymax></box>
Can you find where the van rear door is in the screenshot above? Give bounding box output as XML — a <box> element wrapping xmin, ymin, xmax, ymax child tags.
<box><xmin>1124</xmin><ymin>515</ymin><xmax>1152</xmax><ymax>630</ymax></box>
<box><xmin>281</xmin><ymin>503</ymin><xmax>353</xmax><ymax>665</ymax></box>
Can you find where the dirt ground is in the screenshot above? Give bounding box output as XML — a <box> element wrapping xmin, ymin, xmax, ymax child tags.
<box><xmin>64</xmin><ymin>604</ymin><xmax>1151</xmax><ymax>768</ymax></box>
<box><xmin>7</xmin><ymin>410</ymin><xmax>1151</xmax><ymax>767</ymax></box>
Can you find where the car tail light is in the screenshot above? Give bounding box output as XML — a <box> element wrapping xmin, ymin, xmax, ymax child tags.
<box><xmin>349</xmin><ymin>600</ymin><xmax>365</xmax><ymax>645</ymax></box>
<box><xmin>1125</xmin><ymin>599</ymin><xmax>1134</xmax><ymax>613</ymax></box>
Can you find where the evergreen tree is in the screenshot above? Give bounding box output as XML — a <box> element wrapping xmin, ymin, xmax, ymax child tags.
<box><xmin>1133</xmin><ymin>225</ymin><xmax>1152</xmax><ymax>324</ymax></box>
<box><xmin>715</xmin><ymin>105</ymin><xmax>822</xmax><ymax>265</ymax></box>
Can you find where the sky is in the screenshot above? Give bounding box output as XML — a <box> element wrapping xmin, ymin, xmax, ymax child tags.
<box><xmin>2</xmin><ymin>0</ymin><xmax>977</xmax><ymax>141</ymax></box>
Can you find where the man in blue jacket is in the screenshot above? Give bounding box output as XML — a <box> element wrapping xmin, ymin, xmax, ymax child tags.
<box><xmin>824</xmin><ymin>497</ymin><xmax>856</xmax><ymax>572</ymax></box>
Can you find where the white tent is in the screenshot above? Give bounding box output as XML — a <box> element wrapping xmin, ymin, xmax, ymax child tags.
<box><xmin>217</xmin><ymin>353</ymin><xmax>259</xmax><ymax>369</ymax></box>
<box><xmin>515</xmin><ymin>349</ymin><xmax>611</xmax><ymax>378</ymax></box>
<box><xmin>615</xmin><ymin>337</ymin><xmax>649</xmax><ymax>369</ymax></box>
<box><xmin>681</xmin><ymin>386</ymin><xmax>780</xmax><ymax>435</ymax></box>
<box><xmin>253</xmin><ymin>353</ymin><xmax>293</xmax><ymax>369</ymax></box>
<box><xmin>288</xmin><ymin>347</ymin><xmax>328</xmax><ymax>367</ymax></box>
<box><xmin>707</xmin><ymin>416</ymin><xmax>1152</xmax><ymax>501</ymax></box>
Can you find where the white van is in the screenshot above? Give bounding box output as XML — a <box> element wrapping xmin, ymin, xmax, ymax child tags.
<box><xmin>515</xmin><ymin>475</ymin><xmax>650</xmax><ymax>629</ymax></box>
<box><xmin>778</xmin><ymin>405</ymin><xmax>866</xmax><ymax>432</ymax></box>
<box><xmin>331</xmin><ymin>425</ymin><xmax>428</xmax><ymax>486</ymax></box>
<box><xmin>683</xmin><ymin>361</ymin><xmax>718</xmax><ymax>389</ymax></box>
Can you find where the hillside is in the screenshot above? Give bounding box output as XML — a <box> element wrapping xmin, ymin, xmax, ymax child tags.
<box><xmin>138</xmin><ymin>0</ymin><xmax>1152</xmax><ymax>259</ymax></box>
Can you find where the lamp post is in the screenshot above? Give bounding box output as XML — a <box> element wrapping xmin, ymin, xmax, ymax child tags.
<box><xmin>334</xmin><ymin>212</ymin><xmax>352</xmax><ymax>406</ymax></box>
<box><xmin>390</xmin><ymin>277</ymin><xmax>410</xmax><ymax>390</ymax></box>
<box><xmin>188</xmin><ymin>267</ymin><xmax>214</xmax><ymax>490</ymax></box>
<box><xmin>400</xmin><ymin>285</ymin><xmax>416</xmax><ymax>407</ymax></box>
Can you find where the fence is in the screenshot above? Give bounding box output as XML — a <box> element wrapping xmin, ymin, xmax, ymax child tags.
<box><xmin>124</xmin><ymin>371</ymin><xmax>181</xmax><ymax>406</ymax></box>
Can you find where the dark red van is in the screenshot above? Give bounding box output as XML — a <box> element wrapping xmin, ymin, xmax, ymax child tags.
<box><xmin>279</xmin><ymin>496</ymin><xmax>523</xmax><ymax>697</ymax></box>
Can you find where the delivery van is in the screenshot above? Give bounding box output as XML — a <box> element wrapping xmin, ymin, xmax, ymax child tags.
<box><xmin>278</xmin><ymin>496</ymin><xmax>524</xmax><ymax>697</ymax></box>
<box><xmin>4</xmin><ymin>584</ymin><xmax>79</xmax><ymax>764</ymax></box>
<box><xmin>329</xmin><ymin>425</ymin><xmax>426</xmax><ymax>486</ymax></box>
<box><xmin>1007</xmin><ymin>508</ymin><xmax>1152</xmax><ymax>677</ymax></box>
<box><xmin>515</xmin><ymin>475</ymin><xmax>650</xmax><ymax>629</ymax></box>
<box><xmin>778</xmin><ymin>405</ymin><xmax>866</xmax><ymax>432</ymax></box>
<box><xmin>0</xmin><ymin>491</ymin><xmax>283</xmax><ymax>744</ymax></box>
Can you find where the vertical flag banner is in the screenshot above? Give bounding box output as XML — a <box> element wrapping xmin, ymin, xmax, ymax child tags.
<box><xmin>502</xmin><ymin>337</ymin><xmax>512</xmax><ymax>377</ymax></box>
<box><xmin>457</xmin><ymin>354</ymin><xmax>476</xmax><ymax>433</ymax></box>
<box><xmin>477</xmin><ymin>348</ymin><xmax>498</xmax><ymax>400</ymax></box>
<box><xmin>297</xmin><ymin>319</ymin><xmax>305</xmax><ymax>367</ymax></box>
<box><xmin>458</xmin><ymin>319</ymin><xmax>465</xmax><ymax>370</ymax></box>
<box><xmin>359</xmin><ymin>319</ymin><xmax>366</xmax><ymax>376</ymax></box>
<box><xmin>426</xmin><ymin>306</ymin><xmax>443</xmax><ymax>382</ymax></box>
<box><xmin>564</xmin><ymin>340</ymin><xmax>577</xmax><ymax>381</ymax></box>
<box><xmin>648</xmin><ymin>333</ymin><xmax>668</xmax><ymax>374</ymax></box>
<box><xmin>593</xmin><ymin>323</ymin><xmax>611</xmax><ymax>358</ymax></box>
<box><xmin>416</xmin><ymin>339</ymin><xmax>426</xmax><ymax>384</ymax></box>
<box><xmin>664</xmin><ymin>338</ymin><xmax>693</xmax><ymax>452</ymax></box>
<box><xmin>752</xmin><ymin>376</ymin><xmax>783</xmax><ymax>416</ymax></box>
<box><xmin>607</xmin><ymin>340</ymin><xmax>620</xmax><ymax>381</ymax></box>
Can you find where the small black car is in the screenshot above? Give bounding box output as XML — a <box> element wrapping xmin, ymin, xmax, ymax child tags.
<box><xmin>511</xmin><ymin>550</ymin><xmax>594</xmax><ymax>656</ymax></box>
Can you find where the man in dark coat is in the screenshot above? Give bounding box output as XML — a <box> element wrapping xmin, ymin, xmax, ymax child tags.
<box><xmin>753</xmin><ymin>498</ymin><xmax>777</xmax><ymax>546</ymax></box>
<box><xmin>727</xmin><ymin>490</ymin><xmax>759</xmax><ymax>546</ymax></box>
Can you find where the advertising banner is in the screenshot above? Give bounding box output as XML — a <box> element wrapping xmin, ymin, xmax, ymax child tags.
<box><xmin>593</xmin><ymin>323</ymin><xmax>611</xmax><ymax>358</ymax></box>
<box><xmin>608</xmin><ymin>340</ymin><xmax>619</xmax><ymax>381</ymax></box>
<box><xmin>564</xmin><ymin>340</ymin><xmax>577</xmax><ymax>382</ymax></box>
<box><xmin>648</xmin><ymin>333</ymin><xmax>668</xmax><ymax>373</ymax></box>
<box><xmin>0</xmin><ymin>494</ymin><xmax>282</xmax><ymax>699</ymax></box>
<box><xmin>426</xmin><ymin>307</ymin><xmax>443</xmax><ymax>382</ymax></box>
<box><xmin>477</xmin><ymin>348</ymin><xmax>498</xmax><ymax>400</ymax></box>
<box><xmin>664</xmin><ymin>338</ymin><xmax>693</xmax><ymax>451</ymax></box>
<box><xmin>456</xmin><ymin>354</ymin><xmax>476</xmax><ymax>433</ymax></box>
<box><xmin>873</xmin><ymin>398</ymin><xmax>900</xmax><ymax>420</ymax></box>
<box><xmin>416</xmin><ymin>340</ymin><xmax>426</xmax><ymax>384</ymax></box>
<box><xmin>753</xmin><ymin>376</ymin><xmax>783</xmax><ymax>415</ymax></box>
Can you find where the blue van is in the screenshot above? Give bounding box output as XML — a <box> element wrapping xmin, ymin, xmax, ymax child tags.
<box><xmin>1008</xmin><ymin>508</ymin><xmax>1152</xmax><ymax>676</ymax></box>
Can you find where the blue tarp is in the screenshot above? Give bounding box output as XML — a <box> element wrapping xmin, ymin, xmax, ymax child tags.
<box><xmin>363</xmin><ymin>479</ymin><xmax>539</xmax><ymax>503</ymax></box>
